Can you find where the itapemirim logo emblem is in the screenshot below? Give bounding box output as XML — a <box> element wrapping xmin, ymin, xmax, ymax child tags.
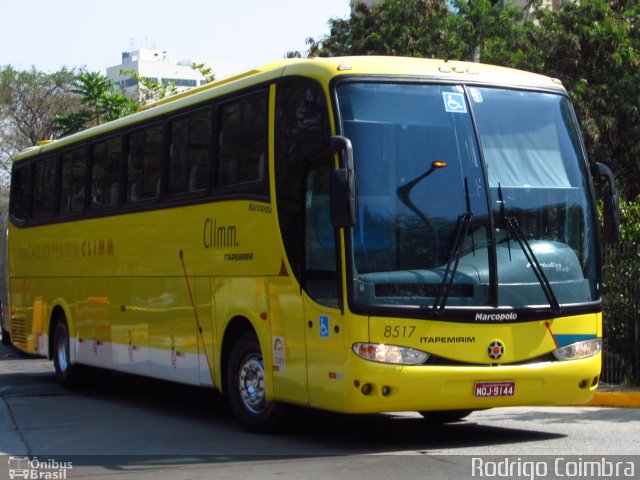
<box><xmin>488</xmin><ymin>340</ymin><xmax>505</xmax><ymax>361</ymax></box>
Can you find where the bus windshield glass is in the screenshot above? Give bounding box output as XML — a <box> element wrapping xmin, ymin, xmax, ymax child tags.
<box><xmin>336</xmin><ymin>82</ymin><xmax>599</xmax><ymax>313</ymax></box>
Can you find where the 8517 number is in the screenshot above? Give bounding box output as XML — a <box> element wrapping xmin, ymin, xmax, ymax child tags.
<box><xmin>383</xmin><ymin>325</ymin><xmax>416</xmax><ymax>338</ymax></box>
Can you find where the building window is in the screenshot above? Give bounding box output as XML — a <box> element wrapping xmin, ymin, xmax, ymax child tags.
<box><xmin>162</xmin><ymin>78</ymin><xmax>198</xmax><ymax>88</ymax></box>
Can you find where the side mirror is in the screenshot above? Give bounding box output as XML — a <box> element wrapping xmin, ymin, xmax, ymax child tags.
<box><xmin>590</xmin><ymin>162</ymin><xmax>620</xmax><ymax>244</ymax></box>
<box><xmin>329</xmin><ymin>136</ymin><xmax>357</xmax><ymax>228</ymax></box>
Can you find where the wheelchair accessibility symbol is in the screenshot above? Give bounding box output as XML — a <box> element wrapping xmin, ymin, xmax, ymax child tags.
<box><xmin>442</xmin><ymin>92</ymin><xmax>467</xmax><ymax>113</ymax></box>
<box><xmin>319</xmin><ymin>315</ymin><xmax>330</xmax><ymax>338</ymax></box>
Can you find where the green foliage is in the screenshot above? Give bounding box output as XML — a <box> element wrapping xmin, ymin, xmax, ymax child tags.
<box><xmin>191</xmin><ymin>62</ymin><xmax>216</xmax><ymax>84</ymax></box>
<box><xmin>530</xmin><ymin>0</ymin><xmax>640</xmax><ymax>199</ymax></box>
<box><xmin>118</xmin><ymin>62</ymin><xmax>215</xmax><ymax>106</ymax></box>
<box><xmin>314</xmin><ymin>0</ymin><xmax>640</xmax><ymax>200</ymax></box>
<box><xmin>0</xmin><ymin>66</ymin><xmax>79</xmax><ymax>192</ymax></box>
<box><xmin>52</xmin><ymin>71</ymin><xmax>136</xmax><ymax>136</ymax></box>
<box><xmin>118</xmin><ymin>69</ymin><xmax>179</xmax><ymax>105</ymax></box>
<box><xmin>318</xmin><ymin>0</ymin><xmax>453</xmax><ymax>58</ymax></box>
<box><xmin>602</xmin><ymin>239</ymin><xmax>639</xmax><ymax>384</ymax></box>
<box><xmin>1</xmin><ymin>60</ymin><xmax>215</xmax><ymax>198</ymax></box>
<box><xmin>618</xmin><ymin>197</ymin><xmax>640</xmax><ymax>244</ymax></box>
<box><xmin>315</xmin><ymin>0</ymin><xmax>532</xmax><ymax>64</ymax></box>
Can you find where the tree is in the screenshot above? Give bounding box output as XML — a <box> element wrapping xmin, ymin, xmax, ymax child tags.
<box><xmin>0</xmin><ymin>66</ymin><xmax>79</xmax><ymax>194</ymax></box>
<box><xmin>313</xmin><ymin>0</ymin><xmax>531</xmax><ymax>65</ymax></box>
<box><xmin>316</xmin><ymin>0</ymin><xmax>454</xmax><ymax>58</ymax></box>
<box><xmin>52</xmin><ymin>71</ymin><xmax>137</xmax><ymax>137</ymax></box>
<box><xmin>117</xmin><ymin>69</ymin><xmax>179</xmax><ymax>105</ymax></box>
<box><xmin>530</xmin><ymin>0</ymin><xmax>640</xmax><ymax>199</ymax></box>
<box><xmin>311</xmin><ymin>0</ymin><xmax>639</xmax><ymax>199</ymax></box>
<box><xmin>0</xmin><ymin>61</ymin><xmax>215</xmax><ymax>202</ymax></box>
<box><xmin>119</xmin><ymin>62</ymin><xmax>216</xmax><ymax>106</ymax></box>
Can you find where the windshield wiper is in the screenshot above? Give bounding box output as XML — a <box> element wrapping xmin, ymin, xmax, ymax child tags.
<box><xmin>497</xmin><ymin>184</ymin><xmax>561</xmax><ymax>314</ymax></box>
<box><xmin>432</xmin><ymin>178</ymin><xmax>473</xmax><ymax>316</ymax></box>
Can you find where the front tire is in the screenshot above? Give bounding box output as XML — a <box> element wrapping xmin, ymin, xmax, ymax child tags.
<box><xmin>52</xmin><ymin>317</ymin><xmax>80</xmax><ymax>388</ymax></box>
<box><xmin>226</xmin><ymin>333</ymin><xmax>285</xmax><ymax>433</ymax></box>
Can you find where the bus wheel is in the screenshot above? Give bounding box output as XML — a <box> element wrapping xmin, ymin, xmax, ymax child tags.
<box><xmin>419</xmin><ymin>410</ymin><xmax>473</xmax><ymax>423</ymax></box>
<box><xmin>53</xmin><ymin>317</ymin><xmax>80</xmax><ymax>388</ymax></box>
<box><xmin>1</xmin><ymin>327</ymin><xmax>10</xmax><ymax>346</ymax></box>
<box><xmin>226</xmin><ymin>333</ymin><xmax>285</xmax><ymax>433</ymax></box>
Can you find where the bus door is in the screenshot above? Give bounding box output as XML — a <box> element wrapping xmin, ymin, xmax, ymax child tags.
<box><xmin>302</xmin><ymin>161</ymin><xmax>346</xmax><ymax>409</ymax></box>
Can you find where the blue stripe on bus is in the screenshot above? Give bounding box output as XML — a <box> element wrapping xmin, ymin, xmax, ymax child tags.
<box><xmin>554</xmin><ymin>334</ymin><xmax>597</xmax><ymax>347</ymax></box>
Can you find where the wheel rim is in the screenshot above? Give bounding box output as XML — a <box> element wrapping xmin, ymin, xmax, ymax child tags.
<box><xmin>237</xmin><ymin>353</ymin><xmax>266</xmax><ymax>414</ymax></box>
<box><xmin>56</xmin><ymin>327</ymin><xmax>69</xmax><ymax>373</ymax></box>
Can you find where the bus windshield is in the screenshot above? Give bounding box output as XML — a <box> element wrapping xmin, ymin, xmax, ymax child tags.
<box><xmin>336</xmin><ymin>82</ymin><xmax>599</xmax><ymax>314</ymax></box>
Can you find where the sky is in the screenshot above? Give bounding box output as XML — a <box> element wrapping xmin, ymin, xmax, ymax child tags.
<box><xmin>1</xmin><ymin>0</ymin><xmax>352</xmax><ymax>78</ymax></box>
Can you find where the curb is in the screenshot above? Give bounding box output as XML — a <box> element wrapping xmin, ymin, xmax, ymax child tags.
<box><xmin>585</xmin><ymin>391</ymin><xmax>640</xmax><ymax>408</ymax></box>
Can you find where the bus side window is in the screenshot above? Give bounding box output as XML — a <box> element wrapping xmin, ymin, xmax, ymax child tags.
<box><xmin>9</xmin><ymin>163</ymin><xmax>33</xmax><ymax>223</ymax></box>
<box><xmin>32</xmin><ymin>157</ymin><xmax>55</xmax><ymax>219</ymax></box>
<box><xmin>169</xmin><ymin>109</ymin><xmax>211</xmax><ymax>195</ymax></box>
<box><xmin>127</xmin><ymin>124</ymin><xmax>163</xmax><ymax>203</ymax></box>
<box><xmin>304</xmin><ymin>162</ymin><xmax>338</xmax><ymax>307</ymax></box>
<box><xmin>216</xmin><ymin>92</ymin><xmax>267</xmax><ymax>188</ymax></box>
<box><xmin>91</xmin><ymin>137</ymin><xmax>122</xmax><ymax>208</ymax></box>
<box><xmin>59</xmin><ymin>148</ymin><xmax>86</xmax><ymax>215</ymax></box>
<box><xmin>274</xmin><ymin>79</ymin><xmax>331</xmax><ymax>283</ymax></box>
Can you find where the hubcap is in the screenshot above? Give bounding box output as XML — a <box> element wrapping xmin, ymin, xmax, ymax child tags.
<box><xmin>238</xmin><ymin>353</ymin><xmax>266</xmax><ymax>414</ymax></box>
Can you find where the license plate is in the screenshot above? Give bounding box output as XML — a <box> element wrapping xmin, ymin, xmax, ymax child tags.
<box><xmin>474</xmin><ymin>381</ymin><xmax>515</xmax><ymax>397</ymax></box>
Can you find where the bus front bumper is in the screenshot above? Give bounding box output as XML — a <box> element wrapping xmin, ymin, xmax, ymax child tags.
<box><xmin>336</xmin><ymin>353</ymin><xmax>601</xmax><ymax>414</ymax></box>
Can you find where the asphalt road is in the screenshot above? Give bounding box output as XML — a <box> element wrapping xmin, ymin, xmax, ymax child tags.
<box><xmin>1</xmin><ymin>341</ymin><xmax>639</xmax><ymax>480</ymax></box>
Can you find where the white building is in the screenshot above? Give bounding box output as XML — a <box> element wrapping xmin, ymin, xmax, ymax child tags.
<box><xmin>498</xmin><ymin>0</ymin><xmax>574</xmax><ymax>11</ymax></box>
<box><xmin>353</xmin><ymin>0</ymin><xmax>573</xmax><ymax>12</ymax></box>
<box><xmin>106</xmin><ymin>49</ymin><xmax>208</xmax><ymax>101</ymax></box>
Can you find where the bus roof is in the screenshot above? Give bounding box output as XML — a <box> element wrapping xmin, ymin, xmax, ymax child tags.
<box><xmin>14</xmin><ymin>56</ymin><xmax>565</xmax><ymax>162</ymax></box>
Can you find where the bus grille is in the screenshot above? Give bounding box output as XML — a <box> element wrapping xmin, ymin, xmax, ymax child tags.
<box><xmin>11</xmin><ymin>318</ymin><xmax>28</xmax><ymax>345</ymax></box>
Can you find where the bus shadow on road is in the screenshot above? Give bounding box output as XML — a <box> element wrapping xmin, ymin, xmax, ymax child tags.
<box><xmin>69</xmin><ymin>370</ymin><xmax>567</xmax><ymax>456</ymax></box>
<box><xmin>282</xmin><ymin>408</ymin><xmax>566</xmax><ymax>454</ymax></box>
<box><xmin>0</xmin><ymin>346</ymin><xmax>567</xmax><ymax>457</ymax></box>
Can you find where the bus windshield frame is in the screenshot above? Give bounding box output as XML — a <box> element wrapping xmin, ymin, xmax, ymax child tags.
<box><xmin>334</xmin><ymin>80</ymin><xmax>601</xmax><ymax>322</ymax></box>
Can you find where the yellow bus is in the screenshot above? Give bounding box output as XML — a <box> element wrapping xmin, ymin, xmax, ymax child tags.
<box><xmin>2</xmin><ymin>56</ymin><xmax>619</xmax><ymax>431</ymax></box>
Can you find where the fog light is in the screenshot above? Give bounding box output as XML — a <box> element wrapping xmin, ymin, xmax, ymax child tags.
<box><xmin>361</xmin><ymin>383</ymin><xmax>372</xmax><ymax>395</ymax></box>
<box><xmin>381</xmin><ymin>386</ymin><xmax>391</xmax><ymax>397</ymax></box>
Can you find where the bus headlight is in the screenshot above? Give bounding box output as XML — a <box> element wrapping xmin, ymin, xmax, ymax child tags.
<box><xmin>352</xmin><ymin>343</ymin><xmax>429</xmax><ymax>365</ymax></box>
<box><xmin>553</xmin><ymin>338</ymin><xmax>602</xmax><ymax>361</ymax></box>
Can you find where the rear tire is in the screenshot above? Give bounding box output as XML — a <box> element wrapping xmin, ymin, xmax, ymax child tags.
<box><xmin>1</xmin><ymin>327</ymin><xmax>10</xmax><ymax>346</ymax></box>
<box><xmin>419</xmin><ymin>410</ymin><xmax>473</xmax><ymax>423</ymax></box>
<box><xmin>1</xmin><ymin>302</ymin><xmax>11</xmax><ymax>346</ymax></box>
<box><xmin>226</xmin><ymin>332</ymin><xmax>285</xmax><ymax>433</ymax></box>
<box><xmin>52</xmin><ymin>317</ymin><xmax>81</xmax><ymax>388</ymax></box>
